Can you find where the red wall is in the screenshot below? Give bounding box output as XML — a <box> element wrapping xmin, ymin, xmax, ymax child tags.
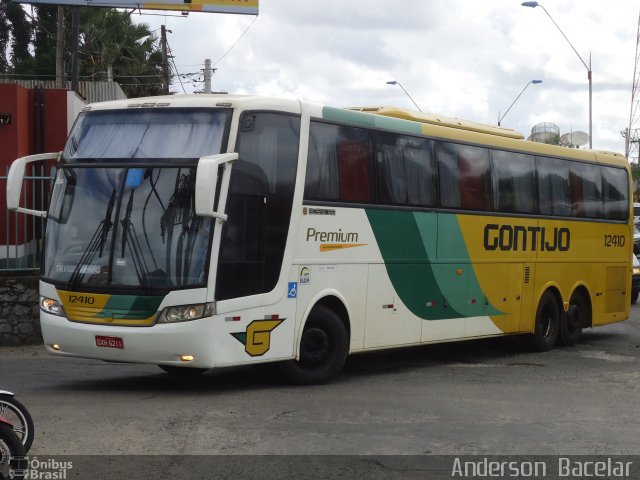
<box><xmin>1</xmin><ymin>83</ymin><xmax>69</xmax><ymax>246</ymax></box>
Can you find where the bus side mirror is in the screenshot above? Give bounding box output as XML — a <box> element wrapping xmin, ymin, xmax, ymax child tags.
<box><xmin>6</xmin><ymin>152</ymin><xmax>60</xmax><ymax>218</ymax></box>
<box><xmin>195</xmin><ymin>152</ymin><xmax>238</xmax><ymax>220</ymax></box>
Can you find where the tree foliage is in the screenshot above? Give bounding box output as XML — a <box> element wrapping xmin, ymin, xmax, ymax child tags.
<box><xmin>1</xmin><ymin>4</ymin><xmax>167</xmax><ymax>97</ymax></box>
<box><xmin>1</xmin><ymin>0</ymin><xmax>32</xmax><ymax>72</ymax></box>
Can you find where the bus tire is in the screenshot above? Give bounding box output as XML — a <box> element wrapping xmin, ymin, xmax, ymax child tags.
<box><xmin>278</xmin><ymin>305</ymin><xmax>348</xmax><ymax>385</ymax></box>
<box><xmin>559</xmin><ymin>290</ymin><xmax>587</xmax><ymax>346</ymax></box>
<box><xmin>158</xmin><ymin>365</ymin><xmax>208</xmax><ymax>376</ymax></box>
<box><xmin>528</xmin><ymin>290</ymin><xmax>560</xmax><ymax>352</ymax></box>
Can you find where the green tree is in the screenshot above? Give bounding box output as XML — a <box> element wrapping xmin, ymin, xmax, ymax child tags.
<box><xmin>0</xmin><ymin>0</ymin><xmax>32</xmax><ymax>73</ymax></box>
<box><xmin>78</xmin><ymin>9</ymin><xmax>166</xmax><ymax>97</ymax></box>
<box><xmin>2</xmin><ymin>6</ymin><xmax>167</xmax><ymax>98</ymax></box>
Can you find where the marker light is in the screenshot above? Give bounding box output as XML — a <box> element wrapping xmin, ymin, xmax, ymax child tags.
<box><xmin>40</xmin><ymin>296</ymin><xmax>65</xmax><ymax>317</ymax></box>
<box><xmin>50</xmin><ymin>344</ymin><xmax>61</xmax><ymax>351</ymax></box>
<box><xmin>180</xmin><ymin>355</ymin><xmax>195</xmax><ymax>362</ymax></box>
<box><xmin>157</xmin><ymin>303</ymin><xmax>214</xmax><ymax>324</ymax></box>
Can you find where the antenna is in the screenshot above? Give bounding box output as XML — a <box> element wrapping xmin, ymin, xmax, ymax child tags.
<box><xmin>560</xmin><ymin>131</ymin><xmax>590</xmax><ymax>147</ymax></box>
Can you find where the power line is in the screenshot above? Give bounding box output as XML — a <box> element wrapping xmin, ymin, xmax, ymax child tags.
<box><xmin>165</xmin><ymin>37</ymin><xmax>185</xmax><ymax>94</ymax></box>
<box><xmin>211</xmin><ymin>15</ymin><xmax>258</xmax><ymax>67</ymax></box>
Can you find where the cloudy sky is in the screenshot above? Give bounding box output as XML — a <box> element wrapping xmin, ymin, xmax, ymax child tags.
<box><xmin>138</xmin><ymin>0</ymin><xmax>637</xmax><ymax>155</ymax></box>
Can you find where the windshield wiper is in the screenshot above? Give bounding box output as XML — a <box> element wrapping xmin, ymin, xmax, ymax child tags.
<box><xmin>67</xmin><ymin>189</ymin><xmax>115</xmax><ymax>289</ymax></box>
<box><xmin>120</xmin><ymin>189</ymin><xmax>152</xmax><ymax>291</ymax></box>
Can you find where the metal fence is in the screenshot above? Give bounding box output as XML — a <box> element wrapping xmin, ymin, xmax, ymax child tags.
<box><xmin>1</xmin><ymin>162</ymin><xmax>52</xmax><ymax>272</ymax></box>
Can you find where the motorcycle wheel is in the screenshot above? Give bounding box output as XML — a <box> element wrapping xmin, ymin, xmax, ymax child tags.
<box><xmin>0</xmin><ymin>395</ymin><xmax>34</xmax><ymax>453</ymax></box>
<box><xmin>0</xmin><ymin>422</ymin><xmax>26</xmax><ymax>480</ymax></box>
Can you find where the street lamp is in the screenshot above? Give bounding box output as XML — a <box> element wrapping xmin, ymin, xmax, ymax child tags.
<box><xmin>522</xmin><ymin>1</ymin><xmax>592</xmax><ymax>148</ymax></box>
<box><xmin>498</xmin><ymin>79</ymin><xmax>542</xmax><ymax>126</ymax></box>
<box><xmin>386</xmin><ymin>80</ymin><xmax>422</xmax><ymax>112</ymax></box>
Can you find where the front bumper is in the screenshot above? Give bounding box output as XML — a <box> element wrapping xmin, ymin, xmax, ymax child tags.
<box><xmin>40</xmin><ymin>311</ymin><xmax>217</xmax><ymax>368</ymax></box>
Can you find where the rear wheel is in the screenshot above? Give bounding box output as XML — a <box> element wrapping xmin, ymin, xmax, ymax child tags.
<box><xmin>278</xmin><ymin>305</ymin><xmax>349</xmax><ymax>385</ymax></box>
<box><xmin>528</xmin><ymin>290</ymin><xmax>560</xmax><ymax>352</ymax></box>
<box><xmin>559</xmin><ymin>290</ymin><xmax>588</xmax><ymax>346</ymax></box>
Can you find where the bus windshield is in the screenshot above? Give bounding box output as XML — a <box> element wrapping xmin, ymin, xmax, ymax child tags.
<box><xmin>43</xmin><ymin>108</ymin><xmax>231</xmax><ymax>292</ymax></box>
<box><xmin>63</xmin><ymin>108</ymin><xmax>230</xmax><ymax>162</ymax></box>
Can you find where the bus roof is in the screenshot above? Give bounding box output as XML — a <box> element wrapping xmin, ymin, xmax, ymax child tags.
<box><xmin>81</xmin><ymin>94</ymin><xmax>628</xmax><ymax>168</ymax></box>
<box><xmin>350</xmin><ymin>106</ymin><xmax>525</xmax><ymax>140</ymax></box>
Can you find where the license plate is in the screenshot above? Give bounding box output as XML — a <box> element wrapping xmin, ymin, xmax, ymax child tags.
<box><xmin>95</xmin><ymin>335</ymin><xmax>124</xmax><ymax>349</ymax></box>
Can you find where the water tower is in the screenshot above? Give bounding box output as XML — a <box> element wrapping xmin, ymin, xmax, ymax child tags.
<box><xmin>529</xmin><ymin>122</ymin><xmax>560</xmax><ymax>143</ymax></box>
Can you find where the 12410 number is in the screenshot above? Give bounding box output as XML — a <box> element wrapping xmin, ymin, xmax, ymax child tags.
<box><xmin>603</xmin><ymin>235</ymin><xmax>625</xmax><ymax>247</ymax></box>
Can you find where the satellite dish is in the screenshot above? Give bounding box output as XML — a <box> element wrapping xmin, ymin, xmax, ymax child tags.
<box><xmin>561</xmin><ymin>131</ymin><xmax>589</xmax><ymax>147</ymax></box>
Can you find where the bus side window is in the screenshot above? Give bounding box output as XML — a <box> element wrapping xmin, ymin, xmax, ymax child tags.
<box><xmin>602</xmin><ymin>166</ymin><xmax>629</xmax><ymax>221</ymax></box>
<box><xmin>437</xmin><ymin>141</ymin><xmax>490</xmax><ymax>211</ymax></box>
<box><xmin>374</xmin><ymin>133</ymin><xmax>435</xmax><ymax>207</ymax></box>
<box><xmin>537</xmin><ymin>156</ymin><xmax>571</xmax><ymax>217</ymax></box>
<box><xmin>305</xmin><ymin>121</ymin><xmax>372</xmax><ymax>203</ymax></box>
<box><xmin>337</xmin><ymin>139</ymin><xmax>371</xmax><ymax>202</ymax></box>
<box><xmin>490</xmin><ymin>150</ymin><xmax>536</xmax><ymax>214</ymax></box>
<box><xmin>570</xmin><ymin>162</ymin><xmax>602</xmax><ymax>219</ymax></box>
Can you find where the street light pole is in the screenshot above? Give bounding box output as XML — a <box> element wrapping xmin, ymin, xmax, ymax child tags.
<box><xmin>498</xmin><ymin>80</ymin><xmax>542</xmax><ymax>126</ymax></box>
<box><xmin>522</xmin><ymin>1</ymin><xmax>592</xmax><ymax>148</ymax></box>
<box><xmin>386</xmin><ymin>81</ymin><xmax>422</xmax><ymax>112</ymax></box>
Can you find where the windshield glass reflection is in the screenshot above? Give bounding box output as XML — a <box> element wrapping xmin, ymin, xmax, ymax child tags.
<box><xmin>44</xmin><ymin>167</ymin><xmax>212</xmax><ymax>291</ymax></box>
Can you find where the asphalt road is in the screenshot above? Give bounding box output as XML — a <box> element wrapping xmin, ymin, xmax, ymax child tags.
<box><xmin>1</xmin><ymin>308</ymin><xmax>639</xmax><ymax>459</ymax></box>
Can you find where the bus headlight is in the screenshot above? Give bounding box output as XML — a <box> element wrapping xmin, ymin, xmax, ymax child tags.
<box><xmin>40</xmin><ymin>296</ymin><xmax>65</xmax><ymax>317</ymax></box>
<box><xmin>157</xmin><ymin>303</ymin><xmax>214</xmax><ymax>324</ymax></box>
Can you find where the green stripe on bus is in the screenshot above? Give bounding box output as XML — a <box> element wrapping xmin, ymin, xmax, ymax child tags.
<box><xmin>99</xmin><ymin>294</ymin><xmax>164</xmax><ymax>320</ymax></box>
<box><xmin>322</xmin><ymin>107</ymin><xmax>423</xmax><ymax>136</ymax></box>
<box><xmin>366</xmin><ymin>210</ymin><xmax>502</xmax><ymax>320</ymax></box>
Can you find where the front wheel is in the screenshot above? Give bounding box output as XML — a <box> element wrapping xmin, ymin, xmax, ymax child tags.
<box><xmin>0</xmin><ymin>395</ymin><xmax>34</xmax><ymax>453</ymax></box>
<box><xmin>527</xmin><ymin>290</ymin><xmax>560</xmax><ymax>352</ymax></box>
<box><xmin>278</xmin><ymin>305</ymin><xmax>349</xmax><ymax>385</ymax></box>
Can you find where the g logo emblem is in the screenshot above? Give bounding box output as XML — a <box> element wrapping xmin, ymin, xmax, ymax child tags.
<box><xmin>231</xmin><ymin>319</ymin><xmax>284</xmax><ymax>357</ymax></box>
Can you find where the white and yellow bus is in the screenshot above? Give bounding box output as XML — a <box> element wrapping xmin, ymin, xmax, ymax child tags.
<box><xmin>6</xmin><ymin>96</ymin><xmax>632</xmax><ymax>384</ymax></box>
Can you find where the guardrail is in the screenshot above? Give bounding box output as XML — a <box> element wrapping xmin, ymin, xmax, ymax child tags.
<box><xmin>1</xmin><ymin>162</ymin><xmax>51</xmax><ymax>272</ymax></box>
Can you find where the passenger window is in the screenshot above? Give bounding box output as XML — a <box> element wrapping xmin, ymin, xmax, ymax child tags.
<box><xmin>490</xmin><ymin>150</ymin><xmax>536</xmax><ymax>213</ymax></box>
<box><xmin>537</xmin><ymin>156</ymin><xmax>571</xmax><ymax>216</ymax></box>
<box><xmin>305</xmin><ymin>121</ymin><xmax>372</xmax><ymax>203</ymax></box>
<box><xmin>602</xmin><ymin>166</ymin><xmax>629</xmax><ymax>221</ymax></box>
<box><xmin>374</xmin><ymin>133</ymin><xmax>436</xmax><ymax>206</ymax></box>
<box><xmin>571</xmin><ymin>162</ymin><xmax>602</xmax><ymax>218</ymax></box>
<box><xmin>437</xmin><ymin>142</ymin><xmax>491</xmax><ymax>210</ymax></box>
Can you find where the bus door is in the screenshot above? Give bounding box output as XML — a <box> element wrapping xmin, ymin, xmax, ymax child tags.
<box><xmin>214</xmin><ymin>112</ymin><xmax>301</xmax><ymax>303</ymax></box>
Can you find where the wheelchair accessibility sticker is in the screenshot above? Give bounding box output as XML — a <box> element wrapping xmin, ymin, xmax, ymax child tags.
<box><xmin>288</xmin><ymin>282</ymin><xmax>297</xmax><ymax>298</ymax></box>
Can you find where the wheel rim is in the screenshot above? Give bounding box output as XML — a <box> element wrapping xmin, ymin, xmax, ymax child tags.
<box><xmin>300</xmin><ymin>327</ymin><xmax>331</xmax><ymax>368</ymax></box>
<box><xmin>0</xmin><ymin>401</ymin><xmax>28</xmax><ymax>446</ymax></box>
<box><xmin>539</xmin><ymin>301</ymin><xmax>556</xmax><ymax>340</ymax></box>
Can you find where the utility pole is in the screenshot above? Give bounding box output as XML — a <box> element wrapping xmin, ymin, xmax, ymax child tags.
<box><xmin>161</xmin><ymin>25</ymin><xmax>170</xmax><ymax>95</ymax></box>
<box><xmin>55</xmin><ymin>6</ymin><xmax>64</xmax><ymax>89</ymax></box>
<box><xmin>204</xmin><ymin>59</ymin><xmax>212</xmax><ymax>94</ymax></box>
<box><xmin>70</xmin><ymin>6</ymin><xmax>80</xmax><ymax>94</ymax></box>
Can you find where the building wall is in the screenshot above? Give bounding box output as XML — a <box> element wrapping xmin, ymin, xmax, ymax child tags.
<box><xmin>1</xmin><ymin>83</ymin><xmax>72</xmax><ymax>345</ymax></box>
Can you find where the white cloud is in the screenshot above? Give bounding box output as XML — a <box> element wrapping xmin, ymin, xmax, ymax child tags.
<box><xmin>138</xmin><ymin>0</ymin><xmax>639</xmax><ymax>154</ymax></box>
